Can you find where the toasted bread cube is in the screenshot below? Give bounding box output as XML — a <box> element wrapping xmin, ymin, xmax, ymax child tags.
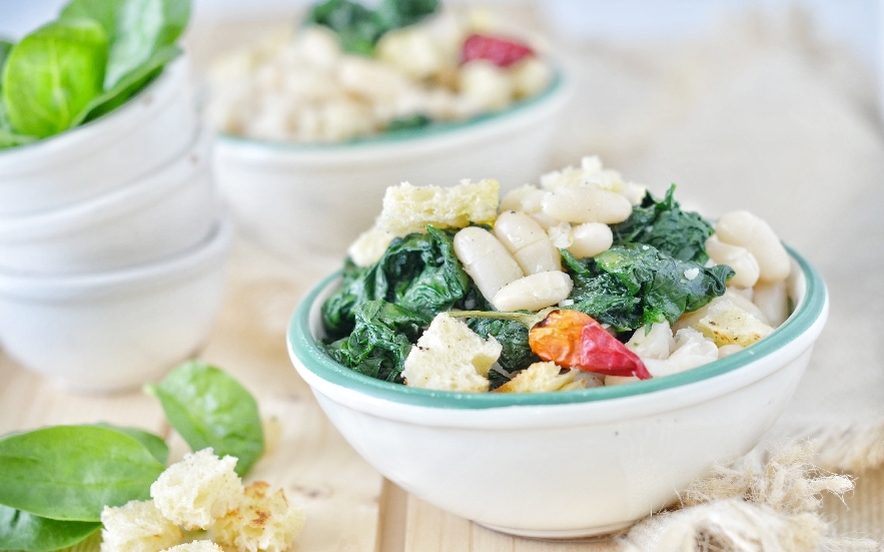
<box><xmin>100</xmin><ymin>500</ymin><xmax>182</xmax><ymax>552</ymax></box>
<box><xmin>213</xmin><ymin>481</ymin><xmax>305</xmax><ymax>552</ymax></box>
<box><xmin>496</xmin><ymin>362</ymin><xmax>587</xmax><ymax>393</ymax></box>
<box><xmin>695</xmin><ymin>299</ymin><xmax>774</xmax><ymax>347</ymax></box>
<box><xmin>375</xmin><ymin>179</ymin><xmax>500</xmax><ymax>236</ymax></box>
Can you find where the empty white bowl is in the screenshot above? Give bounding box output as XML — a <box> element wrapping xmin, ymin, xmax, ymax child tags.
<box><xmin>0</xmin><ymin>125</ymin><xmax>218</xmax><ymax>275</ymax></box>
<box><xmin>213</xmin><ymin>71</ymin><xmax>571</xmax><ymax>259</ymax></box>
<box><xmin>0</xmin><ymin>57</ymin><xmax>199</xmax><ymax>216</ymax></box>
<box><xmin>287</xmin><ymin>247</ymin><xmax>828</xmax><ymax>538</ymax></box>
<box><xmin>0</xmin><ymin>217</ymin><xmax>233</xmax><ymax>394</ymax></box>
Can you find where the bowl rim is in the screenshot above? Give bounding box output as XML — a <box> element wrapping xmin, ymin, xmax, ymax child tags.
<box><xmin>288</xmin><ymin>244</ymin><xmax>828</xmax><ymax>410</ymax></box>
<box><xmin>214</xmin><ymin>68</ymin><xmax>567</xmax><ymax>152</ymax></box>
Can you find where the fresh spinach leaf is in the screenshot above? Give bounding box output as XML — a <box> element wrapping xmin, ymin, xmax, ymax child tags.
<box><xmin>1</xmin><ymin>18</ymin><xmax>108</xmax><ymax>138</ymax></box>
<box><xmin>92</xmin><ymin>422</ymin><xmax>169</xmax><ymax>464</ymax></box>
<box><xmin>0</xmin><ymin>425</ymin><xmax>164</xmax><ymax>521</ymax></box>
<box><xmin>73</xmin><ymin>44</ymin><xmax>179</xmax><ymax>124</ymax></box>
<box><xmin>0</xmin><ymin>505</ymin><xmax>100</xmax><ymax>552</ymax></box>
<box><xmin>60</xmin><ymin>0</ymin><xmax>190</xmax><ymax>89</ymax></box>
<box><xmin>563</xmin><ymin>245</ymin><xmax>733</xmax><ymax>332</ymax></box>
<box><xmin>144</xmin><ymin>362</ymin><xmax>264</xmax><ymax>477</ymax></box>
<box><xmin>325</xmin><ymin>299</ymin><xmax>426</xmax><ymax>382</ymax></box>
<box><xmin>610</xmin><ymin>185</ymin><xmax>715</xmax><ymax>264</ymax></box>
<box><xmin>322</xmin><ymin>226</ymin><xmax>471</xmax><ymax>338</ymax></box>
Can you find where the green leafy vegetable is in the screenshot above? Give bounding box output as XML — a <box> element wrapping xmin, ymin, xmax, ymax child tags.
<box><xmin>61</xmin><ymin>0</ymin><xmax>190</xmax><ymax>89</ymax></box>
<box><xmin>467</xmin><ymin>316</ymin><xmax>538</xmax><ymax>377</ymax></box>
<box><xmin>305</xmin><ymin>0</ymin><xmax>439</xmax><ymax>55</ymax></box>
<box><xmin>144</xmin><ymin>362</ymin><xmax>264</xmax><ymax>477</ymax></box>
<box><xmin>386</xmin><ymin>113</ymin><xmax>431</xmax><ymax>132</ymax></box>
<box><xmin>610</xmin><ymin>185</ymin><xmax>715</xmax><ymax>264</ymax></box>
<box><xmin>0</xmin><ymin>505</ymin><xmax>100</xmax><ymax>552</ymax></box>
<box><xmin>322</xmin><ymin>226</ymin><xmax>471</xmax><ymax>338</ymax></box>
<box><xmin>0</xmin><ymin>425</ymin><xmax>165</xmax><ymax>522</ymax></box>
<box><xmin>563</xmin><ymin>245</ymin><xmax>733</xmax><ymax>332</ymax></box>
<box><xmin>325</xmin><ymin>300</ymin><xmax>426</xmax><ymax>382</ymax></box>
<box><xmin>1</xmin><ymin>18</ymin><xmax>108</xmax><ymax>138</ymax></box>
<box><xmin>93</xmin><ymin>422</ymin><xmax>169</xmax><ymax>464</ymax></box>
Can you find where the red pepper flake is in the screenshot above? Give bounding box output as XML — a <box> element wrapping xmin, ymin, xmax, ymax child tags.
<box><xmin>461</xmin><ymin>33</ymin><xmax>534</xmax><ymax>67</ymax></box>
<box><xmin>529</xmin><ymin>310</ymin><xmax>652</xmax><ymax>380</ymax></box>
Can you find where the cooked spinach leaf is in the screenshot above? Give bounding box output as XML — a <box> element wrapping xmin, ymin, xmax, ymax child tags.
<box><xmin>563</xmin><ymin>245</ymin><xmax>732</xmax><ymax>332</ymax></box>
<box><xmin>610</xmin><ymin>184</ymin><xmax>715</xmax><ymax>264</ymax></box>
<box><xmin>325</xmin><ymin>300</ymin><xmax>426</xmax><ymax>382</ymax></box>
<box><xmin>0</xmin><ymin>505</ymin><xmax>100</xmax><ymax>552</ymax></box>
<box><xmin>306</xmin><ymin>0</ymin><xmax>438</xmax><ymax>55</ymax></box>
<box><xmin>322</xmin><ymin>226</ymin><xmax>471</xmax><ymax>338</ymax></box>
<box><xmin>467</xmin><ymin>316</ymin><xmax>539</xmax><ymax>375</ymax></box>
<box><xmin>2</xmin><ymin>18</ymin><xmax>108</xmax><ymax>138</ymax></box>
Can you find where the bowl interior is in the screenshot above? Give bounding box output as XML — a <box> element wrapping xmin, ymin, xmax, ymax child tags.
<box><xmin>288</xmin><ymin>245</ymin><xmax>827</xmax><ymax>409</ymax></box>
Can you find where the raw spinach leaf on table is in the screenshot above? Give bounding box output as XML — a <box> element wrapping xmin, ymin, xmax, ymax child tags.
<box><xmin>61</xmin><ymin>0</ymin><xmax>190</xmax><ymax>89</ymax></box>
<box><xmin>610</xmin><ymin>184</ymin><xmax>715</xmax><ymax>264</ymax></box>
<box><xmin>0</xmin><ymin>505</ymin><xmax>100</xmax><ymax>552</ymax></box>
<box><xmin>306</xmin><ymin>0</ymin><xmax>439</xmax><ymax>55</ymax></box>
<box><xmin>93</xmin><ymin>422</ymin><xmax>170</xmax><ymax>464</ymax></box>
<box><xmin>144</xmin><ymin>361</ymin><xmax>265</xmax><ymax>477</ymax></box>
<box><xmin>1</xmin><ymin>18</ymin><xmax>108</xmax><ymax>138</ymax></box>
<box><xmin>0</xmin><ymin>425</ymin><xmax>164</xmax><ymax>522</ymax></box>
<box><xmin>563</xmin><ymin>245</ymin><xmax>733</xmax><ymax>333</ymax></box>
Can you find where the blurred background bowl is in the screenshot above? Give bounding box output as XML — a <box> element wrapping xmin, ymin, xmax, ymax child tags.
<box><xmin>0</xmin><ymin>125</ymin><xmax>218</xmax><ymax>275</ymax></box>
<box><xmin>213</xmin><ymin>70</ymin><xmax>571</xmax><ymax>260</ymax></box>
<box><xmin>0</xmin><ymin>217</ymin><xmax>233</xmax><ymax>394</ymax></box>
<box><xmin>287</xmin><ymin>247</ymin><xmax>827</xmax><ymax>538</ymax></box>
<box><xmin>0</xmin><ymin>57</ymin><xmax>199</xmax><ymax>216</ymax></box>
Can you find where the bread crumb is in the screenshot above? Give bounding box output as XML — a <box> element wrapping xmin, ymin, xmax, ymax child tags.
<box><xmin>496</xmin><ymin>362</ymin><xmax>587</xmax><ymax>393</ymax></box>
<box><xmin>150</xmin><ymin>449</ymin><xmax>243</xmax><ymax>530</ymax></box>
<box><xmin>695</xmin><ymin>299</ymin><xmax>774</xmax><ymax>347</ymax></box>
<box><xmin>213</xmin><ymin>482</ymin><xmax>305</xmax><ymax>552</ymax></box>
<box><xmin>402</xmin><ymin>312</ymin><xmax>501</xmax><ymax>392</ymax></box>
<box><xmin>162</xmin><ymin>542</ymin><xmax>224</xmax><ymax>552</ymax></box>
<box><xmin>100</xmin><ymin>500</ymin><xmax>182</xmax><ymax>552</ymax></box>
<box><xmin>376</xmin><ymin>178</ymin><xmax>500</xmax><ymax>236</ymax></box>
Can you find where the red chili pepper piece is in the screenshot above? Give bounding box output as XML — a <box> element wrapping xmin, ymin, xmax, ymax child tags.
<box><xmin>528</xmin><ymin>309</ymin><xmax>652</xmax><ymax>380</ymax></box>
<box><xmin>461</xmin><ymin>33</ymin><xmax>534</xmax><ymax>67</ymax></box>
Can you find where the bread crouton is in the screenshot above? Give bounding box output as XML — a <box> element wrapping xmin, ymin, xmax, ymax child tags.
<box><xmin>695</xmin><ymin>299</ymin><xmax>774</xmax><ymax>347</ymax></box>
<box><xmin>213</xmin><ymin>481</ymin><xmax>305</xmax><ymax>552</ymax></box>
<box><xmin>496</xmin><ymin>362</ymin><xmax>587</xmax><ymax>393</ymax></box>
<box><xmin>375</xmin><ymin>179</ymin><xmax>500</xmax><ymax>236</ymax></box>
<box><xmin>402</xmin><ymin>312</ymin><xmax>501</xmax><ymax>392</ymax></box>
<box><xmin>150</xmin><ymin>449</ymin><xmax>243</xmax><ymax>530</ymax></box>
<box><xmin>161</xmin><ymin>542</ymin><xmax>224</xmax><ymax>552</ymax></box>
<box><xmin>100</xmin><ymin>500</ymin><xmax>182</xmax><ymax>552</ymax></box>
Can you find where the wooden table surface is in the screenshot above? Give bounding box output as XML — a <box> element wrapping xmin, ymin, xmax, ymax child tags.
<box><xmin>2</xmin><ymin>240</ymin><xmax>882</xmax><ymax>551</ymax></box>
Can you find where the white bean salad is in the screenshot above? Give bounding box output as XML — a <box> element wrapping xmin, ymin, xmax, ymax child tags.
<box><xmin>205</xmin><ymin>5</ymin><xmax>553</xmax><ymax>143</ymax></box>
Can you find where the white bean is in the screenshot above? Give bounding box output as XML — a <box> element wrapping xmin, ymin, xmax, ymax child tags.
<box><xmin>491</xmin><ymin>271</ymin><xmax>573</xmax><ymax>312</ymax></box>
<box><xmin>753</xmin><ymin>280</ymin><xmax>790</xmax><ymax>327</ymax></box>
<box><xmin>705</xmin><ymin>235</ymin><xmax>760</xmax><ymax>289</ymax></box>
<box><xmin>541</xmin><ymin>186</ymin><xmax>633</xmax><ymax>224</ymax></box>
<box><xmin>494</xmin><ymin>211</ymin><xmax>561</xmax><ymax>274</ymax></box>
<box><xmin>453</xmin><ymin>227</ymin><xmax>523</xmax><ymax>303</ymax></box>
<box><xmin>499</xmin><ymin>185</ymin><xmax>544</xmax><ymax>213</ymax></box>
<box><xmin>625</xmin><ymin>322</ymin><xmax>673</xmax><ymax>360</ymax></box>
<box><xmin>567</xmin><ymin>222</ymin><xmax>613</xmax><ymax>258</ymax></box>
<box><xmin>715</xmin><ymin>211</ymin><xmax>790</xmax><ymax>284</ymax></box>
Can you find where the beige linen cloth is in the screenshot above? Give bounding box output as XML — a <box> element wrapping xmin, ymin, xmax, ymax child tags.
<box><xmin>538</xmin><ymin>7</ymin><xmax>884</xmax><ymax>550</ymax></box>
<box><xmin>188</xmin><ymin>6</ymin><xmax>884</xmax><ymax>551</ymax></box>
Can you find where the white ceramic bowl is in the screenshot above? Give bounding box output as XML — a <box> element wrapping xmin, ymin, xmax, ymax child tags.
<box><xmin>213</xmin><ymin>72</ymin><xmax>571</xmax><ymax>259</ymax></box>
<box><xmin>287</xmin><ymin>247</ymin><xmax>828</xmax><ymax>538</ymax></box>
<box><xmin>0</xmin><ymin>217</ymin><xmax>233</xmax><ymax>394</ymax></box>
<box><xmin>0</xmin><ymin>125</ymin><xmax>218</xmax><ymax>275</ymax></box>
<box><xmin>0</xmin><ymin>57</ymin><xmax>198</xmax><ymax>216</ymax></box>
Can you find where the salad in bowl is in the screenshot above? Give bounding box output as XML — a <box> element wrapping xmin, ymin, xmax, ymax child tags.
<box><xmin>286</xmin><ymin>157</ymin><xmax>827</xmax><ymax>536</ymax></box>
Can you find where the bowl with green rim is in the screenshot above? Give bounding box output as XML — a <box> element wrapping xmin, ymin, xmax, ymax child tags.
<box><xmin>286</xmin><ymin>246</ymin><xmax>828</xmax><ymax>538</ymax></box>
<box><xmin>212</xmin><ymin>70</ymin><xmax>571</xmax><ymax>261</ymax></box>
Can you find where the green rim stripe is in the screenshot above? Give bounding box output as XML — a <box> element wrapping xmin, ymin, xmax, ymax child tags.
<box><xmin>218</xmin><ymin>71</ymin><xmax>564</xmax><ymax>150</ymax></box>
<box><xmin>288</xmin><ymin>245</ymin><xmax>826</xmax><ymax>409</ymax></box>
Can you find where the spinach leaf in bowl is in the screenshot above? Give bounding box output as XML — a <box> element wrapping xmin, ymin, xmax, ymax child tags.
<box><xmin>1</xmin><ymin>18</ymin><xmax>108</xmax><ymax>139</ymax></box>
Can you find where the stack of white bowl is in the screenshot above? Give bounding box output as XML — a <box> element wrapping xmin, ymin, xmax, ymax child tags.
<box><xmin>0</xmin><ymin>58</ymin><xmax>231</xmax><ymax>394</ymax></box>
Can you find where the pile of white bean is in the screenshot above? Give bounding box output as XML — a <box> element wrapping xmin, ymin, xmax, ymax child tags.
<box><xmin>205</xmin><ymin>9</ymin><xmax>553</xmax><ymax>143</ymax></box>
<box><xmin>446</xmin><ymin>156</ymin><xmax>794</xmax><ymax>385</ymax></box>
